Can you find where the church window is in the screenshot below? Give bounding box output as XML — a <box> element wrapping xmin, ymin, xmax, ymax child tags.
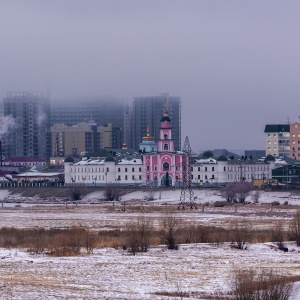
<box><xmin>164</xmin><ymin>144</ymin><xmax>168</xmax><ymax>150</ymax></box>
<box><xmin>163</xmin><ymin>162</ymin><xmax>169</xmax><ymax>171</ymax></box>
<box><xmin>164</xmin><ymin>133</ymin><xmax>168</xmax><ymax>139</ymax></box>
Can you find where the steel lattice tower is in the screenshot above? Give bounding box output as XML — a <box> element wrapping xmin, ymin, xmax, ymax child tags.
<box><xmin>178</xmin><ymin>136</ymin><xmax>196</xmax><ymax>209</ymax></box>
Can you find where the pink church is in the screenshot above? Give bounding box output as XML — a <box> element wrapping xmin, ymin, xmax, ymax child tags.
<box><xmin>140</xmin><ymin>102</ymin><xmax>187</xmax><ymax>187</ymax></box>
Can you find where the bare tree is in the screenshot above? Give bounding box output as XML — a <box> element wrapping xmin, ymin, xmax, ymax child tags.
<box><xmin>144</xmin><ymin>190</ymin><xmax>155</xmax><ymax>201</ymax></box>
<box><xmin>69</xmin><ymin>183</ymin><xmax>85</xmax><ymax>201</ymax></box>
<box><xmin>125</xmin><ymin>217</ymin><xmax>152</xmax><ymax>255</ymax></box>
<box><xmin>160</xmin><ymin>212</ymin><xmax>180</xmax><ymax>250</ymax></box>
<box><xmin>231</xmin><ymin>220</ymin><xmax>252</xmax><ymax>250</ymax></box>
<box><xmin>104</xmin><ymin>183</ymin><xmax>122</xmax><ymax>201</ymax></box>
<box><xmin>220</xmin><ymin>183</ymin><xmax>237</xmax><ymax>203</ymax></box>
<box><xmin>290</xmin><ymin>210</ymin><xmax>300</xmax><ymax>246</ymax></box>
<box><xmin>251</xmin><ymin>190</ymin><xmax>262</xmax><ymax>204</ymax></box>
<box><xmin>235</xmin><ymin>182</ymin><xmax>252</xmax><ymax>203</ymax></box>
<box><xmin>271</xmin><ymin>221</ymin><xmax>286</xmax><ymax>250</ymax></box>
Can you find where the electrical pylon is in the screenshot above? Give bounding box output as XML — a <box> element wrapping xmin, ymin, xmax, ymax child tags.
<box><xmin>178</xmin><ymin>136</ymin><xmax>196</xmax><ymax>209</ymax></box>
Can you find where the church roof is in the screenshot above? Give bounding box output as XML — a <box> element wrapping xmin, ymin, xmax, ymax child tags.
<box><xmin>160</xmin><ymin>115</ymin><xmax>171</xmax><ymax>122</ymax></box>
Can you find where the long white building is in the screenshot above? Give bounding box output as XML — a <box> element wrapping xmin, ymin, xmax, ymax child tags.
<box><xmin>64</xmin><ymin>154</ymin><xmax>276</xmax><ymax>187</ymax></box>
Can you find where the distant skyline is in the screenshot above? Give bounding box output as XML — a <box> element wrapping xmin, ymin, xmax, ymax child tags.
<box><xmin>1</xmin><ymin>1</ymin><xmax>300</xmax><ymax>151</ymax></box>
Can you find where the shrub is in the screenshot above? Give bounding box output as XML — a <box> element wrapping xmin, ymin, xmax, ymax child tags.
<box><xmin>290</xmin><ymin>210</ymin><xmax>300</xmax><ymax>246</ymax></box>
<box><xmin>224</xmin><ymin>268</ymin><xmax>297</xmax><ymax>300</ymax></box>
<box><xmin>231</xmin><ymin>221</ymin><xmax>252</xmax><ymax>250</ymax></box>
<box><xmin>125</xmin><ymin>217</ymin><xmax>152</xmax><ymax>255</ymax></box>
<box><xmin>271</xmin><ymin>201</ymin><xmax>280</xmax><ymax>206</ymax></box>
<box><xmin>160</xmin><ymin>212</ymin><xmax>180</xmax><ymax>250</ymax></box>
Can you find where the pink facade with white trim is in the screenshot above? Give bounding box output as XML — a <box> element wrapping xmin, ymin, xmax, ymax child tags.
<box><xmin>142</xmin><ymin>104</ymin><xmax>187</xmax><ymax>187</ymax></box>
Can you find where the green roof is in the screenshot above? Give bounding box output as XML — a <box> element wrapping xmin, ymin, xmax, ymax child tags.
<box><xmin>264</xmin><ymin>124</ymin><xmax>290</xmax><ymax>133</ymax></box>
<box><xmin>64</xmin><ymin>156</ymin><xmax>75</xmax><ymax>163</ymax></box>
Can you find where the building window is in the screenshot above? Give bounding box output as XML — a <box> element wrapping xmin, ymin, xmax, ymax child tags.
<box><xmin>212</xmin><ymin>175</ymin><xmax>215</xmax><ymax>179</ymax></box>
<box><xmin>191</xmin><ymin>175</ymin><xmax>193</xmax><ymax>179</ymax></box>
<box><xmin>132</xmin><ymin>167</ymin><xmax>134</xmax><ymax>172</ymax></box>
<box><xmin>154</xmin><ymin>165</ymin><xmax>157</xmax><ymax>171</ymax></box>
<box><xmin>125</xmin><ymin>175</ymin><xmax>128</xmax><ymax>180</ymax></box>
<box><xmin>212</xmin><ymin>167</ymin><xmax>214</xmax><ymax>171</ymax></box>
<box><xmin>125</xmin><ymin>168</ymin><xmax>127</xmax><ymax>172</ymax></box>
<box><xmin>164</xmin><ymin>144</ymin><xmax>168</xmax><ymax>150</ymax></box>
<box><xmin>205</xmin><ymin>167</ymin><xmax>207</xmax><ymax>172</ymax></box>
<box><xmin>198</xmin><ymin>167</ymin><xmax>200</xmax><ymax>171</ymax></box>
<box><xmin>191</xmin><ymin>167</ymin><xmax>193</xmax><ymax>171</ymax></box>
<box><xmin>224</xmin><ymin>166</ymin><xmax>226</xmax><ymax>171</ymax></box>
<box><xmin>147</xmin><ymin>165</ymin><xmax>150</xmax><ymax>171</ymax></box>
<box><xmin>139</xmin><ymin>167</ymin><xmax>141</xmax><ymax>172</ymax></box>
<box><xmin>118</xmin><ymin>168</ymin><xmax>120</xmax><ymax>172</ymax></box>
<box><xmin>132</xmin><ymin>175</ymin><xmax>135</xmax><ymax>180</ymax></box>
<box><xmin>198</xmin><ymin>175</ymin><xmax>200</xmax><ymax>179</ymax></box>
<box><xmin>106</xmin><ymin>167</ymin><xmax>109</xmax><ymax>172</ymax></box>
<box><xmin>163</xmin><ymin>162</ymin><xmax>169</xmax><ymax>171</ymax></box>
<box><xmin>164</xmin><ymin>133</ymin><xmax>168</xmax><ymax>139</ymax></box>
<box><xmin>205</xmin><ymin>175</ymin><xmax>207</xmax><ymax>179</ymax></box>
<box><xmin>139</xmin><ymin>175</ymin><xmax>142</xmax><ymax>180</ymax></box>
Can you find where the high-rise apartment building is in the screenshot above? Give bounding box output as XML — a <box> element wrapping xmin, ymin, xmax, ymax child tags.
<box><xmin>289</xmin><ymin>117</ymin><xmax>300</xmax><ymax>160</ymax></box>
<box><xmin>50</xmin><ymin>99</ymin><xmax>124</xmax><ymax>149</ymax></box>
<box><xmin>264</xmin><ymin>124</ymin><xmax>290</xmax><ymax>157</ymax></box>
<box><xmin>50</xmin><ymin>123</ymin><xmax>114</xmax><ymax>157</ymax></box>
<box><xmin>131</xmin><ymin>94</ymin><xmax>181</xmax><ymax>151</ymax></box>
<box><xmin>3</xmin><ymin>92</ymin><xmax>50</xmax><ymax>160</ymax></box>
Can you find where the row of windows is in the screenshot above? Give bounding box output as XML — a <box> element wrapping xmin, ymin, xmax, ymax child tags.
<box><xmin>71</xmin><ymin>167</ymin><xmax>142</xmax><ymax>173</ymax></box>
<box><xmin>71</xmin><ymin>174</ymin><xmax>142</xmax><ymax>181</ymax></box>
<box><xmin>191</xmin><ymin>174</ymin><xmax>215</xmax><ymax>180</ymax></box>
<box><xmin>227</xmin><ymin>173</ymin><xmax>267</xmax><ymax>180</ymax></box>
<box><xmin>191</xmin><ymin>166</ymin><xmax>268</xmax><ymax>172</ymax></box>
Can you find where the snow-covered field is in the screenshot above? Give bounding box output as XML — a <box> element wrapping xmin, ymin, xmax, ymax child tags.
<box><xmin>0</xmin><ymin>189</ymin><xmax>300</xmax><ymax>299</ymax></box>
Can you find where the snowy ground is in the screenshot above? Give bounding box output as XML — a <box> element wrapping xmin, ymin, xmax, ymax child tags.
<box><xmin>0</xmin><ymin>189</ymin><xmax>300</xmax><ymax>299</ymax></box>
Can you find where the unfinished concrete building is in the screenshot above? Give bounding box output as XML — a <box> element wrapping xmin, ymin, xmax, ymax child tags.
<box><xmin>3</xmin><ymin>92</ymin><xmax>50</xmax><ymax>160</ymax></box>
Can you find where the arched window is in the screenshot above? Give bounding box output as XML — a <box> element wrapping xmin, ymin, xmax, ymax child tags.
<box><xmin>163</xmin><ymin>162</ymin><xmax>169</xmax><ymax>171</ymax></box>
<box><xmin>164</xmin><ymin>143</ymin><xmax>168</xmax><ymax>150</ymax></box>
<box><xmin>164</xmin><ymin>133</ymin><xmax>168</xmax><ymax>139</ymax></box>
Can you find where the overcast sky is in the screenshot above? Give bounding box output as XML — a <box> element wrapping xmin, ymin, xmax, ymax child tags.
<box><xmin>1</xmin><ymin>0</ymin><xmax>300</xmax><ymax>152</ymax></box>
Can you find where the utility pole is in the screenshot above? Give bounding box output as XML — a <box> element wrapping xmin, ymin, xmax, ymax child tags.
<box><xmin>178</xmin><ymin>136</ymin><xmax>195</xmax><ymax>209</ymax></box>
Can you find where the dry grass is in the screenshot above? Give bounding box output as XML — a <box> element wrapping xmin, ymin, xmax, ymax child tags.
<box><xmin>0</xmin><ymin>212</ymin><xmax>296</xmax><ymax>256</ymax></box>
